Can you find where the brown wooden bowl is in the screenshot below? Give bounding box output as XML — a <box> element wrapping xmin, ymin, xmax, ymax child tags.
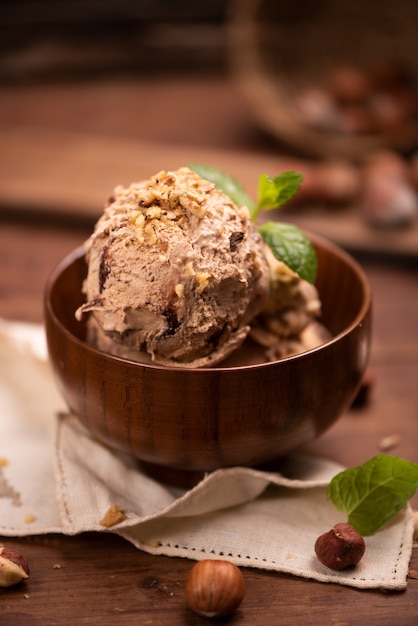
<box><xmin>44</xmin><ymin>232</ymin><xmax>372</xmax><ymax>482</ymax></box>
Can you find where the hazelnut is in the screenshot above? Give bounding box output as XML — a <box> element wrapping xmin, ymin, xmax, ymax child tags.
<box><xmin>360</xmin><ymin>151</ymin><xmax>418</xmax><ymax>229</ymax></box>
<box><xmin>185</xmin><ymin>559</ymin><xmax>245</xmax><ymax>618</ymax></box>
<box><xmin>315</xmin><ymin>523</ymin><xmax>365</xmax><ymax>570</ymax></box>
<box><xmin>0</xmin><ymin>546</ymin><xmax>30</xmax><ymax>587</ymax></box>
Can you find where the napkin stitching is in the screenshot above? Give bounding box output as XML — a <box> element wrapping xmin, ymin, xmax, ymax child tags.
<box><xmin>149</xmin><ymin>541</ymin><xmax>273</xmax><ymax>565</ymax></box>
<box><xmin>133</xmin><ymin>504</ymin><xmax>414</xmax><ymax>589</ymax></box>
<box><xmin>55</xmin><ymin>413</ymin><xmax>414</xmax><ymax>590</ymax></box>
<box><xmin>390</xmin><ymin>508</ymin><xmax>414</xmax><ymax>580</ymax></box>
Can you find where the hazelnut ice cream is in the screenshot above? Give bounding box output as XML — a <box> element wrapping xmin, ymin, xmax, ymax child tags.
<box><xmin>76</xmin><ymin>167</ymin><xmax>270</xmax><ymax>368</ymax></box>
<box><xmin>76</xmin><ymin>166</ymin><xmax>327</xmax><ymax>367</ymax></box>
<box><xmin>249</xmin><ymin>245</ymin><xmax>328</xmax><ymax>360</ymax></box>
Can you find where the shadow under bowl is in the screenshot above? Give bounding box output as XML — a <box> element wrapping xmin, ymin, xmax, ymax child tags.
<box><xmin>44</xmin><ymin>232</ymin><xmax>372</xmax><ymax>483</ymax></box>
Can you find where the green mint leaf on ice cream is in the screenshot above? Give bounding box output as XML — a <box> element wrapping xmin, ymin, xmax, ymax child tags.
<box><xmin>255</xmin><ymin>171</ymin><xmax>304</xmax><ymax>217</ymax></box>
<box><xmin>328</xmin><ymin>455</ymin><xmax>418</xmax><ymax>536</ymax></box>
<box><xmin>258</xmin><ymin>221</ymin><xmax>317</xmax><ymax>285</ymax></box>
<box><xmin>189</xmin><ymin>164</ymin><xmax>314</xmax><ymax>283</ymax></box>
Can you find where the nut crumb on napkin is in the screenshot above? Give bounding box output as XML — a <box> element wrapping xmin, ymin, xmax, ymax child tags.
<box><xmin>99</xmin><ymin>505</ymin><xmax>126</xmax><ymax>528</ymax></box>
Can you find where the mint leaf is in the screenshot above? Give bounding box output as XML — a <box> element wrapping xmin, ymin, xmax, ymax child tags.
<box><xmin>256</xmin><ymin>171</ymin><xmax>303</xmax><ymax>215</ymax></box>
<box><xmin>258</xmin><ymin>221</ymin><xmax>317</xmax><ymax>283</ymax></box>
<box><xmin>189</xmin><ymin>163</ymin><xmax>255</xmax><ymax>214</ymax></box>
<box><xmin>328</xmin><ymin>455</ymin><xmax>418</xmax><ymax>536</ymax></box>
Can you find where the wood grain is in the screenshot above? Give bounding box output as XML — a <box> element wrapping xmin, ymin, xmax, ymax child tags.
<box><xmin>1</xmin><ymin>74</ymin><xmax>418</xmax><ymax>625</ymax></box>
<box><xmin>1</xmin><ymin>125</ymin><xmax>417</xmax><ymax>257</ymax></box>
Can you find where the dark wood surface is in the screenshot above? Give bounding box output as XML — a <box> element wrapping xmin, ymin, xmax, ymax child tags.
<box><xmin>1</xmin><ymin>73</ymin><xmax>418</xmax><ymax>624</ymax></box>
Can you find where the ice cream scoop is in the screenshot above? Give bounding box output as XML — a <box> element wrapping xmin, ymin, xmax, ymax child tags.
<box><xmin>249</xmin><ymin>244</ymin><xmax>329</xmax><ymax>360</ymax></box>
<box><xmin>76</xmin><ymin>167</ymin><xmax>271</xmax><ymax>368</ymax></box>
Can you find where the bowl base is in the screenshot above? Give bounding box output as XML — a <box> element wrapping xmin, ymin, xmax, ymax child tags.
<box><xmin>138</xmin><ymin>460</ymin><xmax>207</xmax><ymax>489</ymax></box>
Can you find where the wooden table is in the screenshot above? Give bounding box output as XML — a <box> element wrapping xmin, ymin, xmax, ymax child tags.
<box><xmin>1</xmin><ymin>74</ymin><xmax>418</xmax><ymax>625</ymax></box>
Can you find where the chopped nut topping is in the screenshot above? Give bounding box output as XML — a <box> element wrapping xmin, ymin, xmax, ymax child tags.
<box><xmin>119</xmin><ymin>168</ymin><xmax>217</xmax><ymax>245</ymax></box>
<box><xmin>196</xmin><ymin>272</ymin><xmax>212</xmax><ymax>293</ymax></box>
<box><xmin>175</xmin><ymin>284</ymin><xmax>185</xmax><ymax>298</ymax></box>
<box><xmin>179</xmin><ymin>190</ymin><xmax>207</xmax><ymax>218</ymax></box>
<box><xmin>185</xmin><ymin>261</ymin><xmax>195</xmax><ymax>276</ymax></box>
<box><xmin>146</xmin><ymin>206</ymin><xmax>162</xmax><ymax>219</ymax></box>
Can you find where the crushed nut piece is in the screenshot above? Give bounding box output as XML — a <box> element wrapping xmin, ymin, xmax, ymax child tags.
<box><xmin>99</xmin><ymin>505</ymin><xmax>126</xmax><ymax>528</ymax></box>
<box><xmin>123</xmin><ymin>168</ymin><xmax>215</xmax><ymax>245</ymax></box>
<box><xmin>175</xmin><ymin>284</ymin><xmax>185</xmax><ymax>298</ymax></box>
<box><xmin>24</xmin><ymin>514</ymin><xmax>36</xmax><ymax>525</ymax></box>
<box><xmin>413</xmin><ymin>511</ymin><xmax>418</xmax><ymax>541</ymax></box>
<box><xmin>408</xmin><ymin>569</ymin><xmax>418</xmax><ymax>580</ymax></box>
<box><xmin>0</xmin><ymin>457</ymin><xmax>9</xmax><ymax>467</ymax></box>
<box><xmin>379</xmin><ymin>434</ymin><xmax>401</xmax><ymax>451</ymax></box>
<box><xmin>195</xmin><ymin>272</ymin><xmax>212</xmax><ymax>293</ymax></box>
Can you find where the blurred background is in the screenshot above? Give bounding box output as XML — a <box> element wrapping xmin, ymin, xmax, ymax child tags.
<box><xmin>1</xmin><ymin>0</ymin><xmax>417</xmax><ymax>258</ymax></box>
<box><xmin>0</xmin><ymin>1</ymin><xmax>229</xmax><ymax>79</ymax></box>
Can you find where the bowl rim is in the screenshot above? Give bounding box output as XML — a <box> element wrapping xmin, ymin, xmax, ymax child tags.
<box><xmin>44</xmin><ymin>231</ymin><xmax>372</xmax><ymax>374</ymax></box>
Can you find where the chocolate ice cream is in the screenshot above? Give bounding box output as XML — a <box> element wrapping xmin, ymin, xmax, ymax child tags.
<box><xmin>76</xmin><ymin>167</ymin><xmax>271</xmax><ymax>367</ymax></box>
<box><xmin>76</xmin><ymin>166</ymin><xmax>327</xmax><ymax>367</ymax></box>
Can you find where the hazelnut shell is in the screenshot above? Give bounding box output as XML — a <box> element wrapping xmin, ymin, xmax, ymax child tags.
<box><xmin>315</xmin><ymin>523</ymin><xmax>366</xmax><ymax>570</ymax></box>
<box><xmin>185</xmin><ymin>559</ymin><xmax>245</xmax><ymax>618</ymax></box>
<box><xmin>0</xmin><ymin>547</ymin><xmax>30</xmax><ymax>587</ymax></box>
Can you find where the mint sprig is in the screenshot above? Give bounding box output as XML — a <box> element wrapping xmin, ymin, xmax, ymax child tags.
<box><xmin>189</xmin><ymin>164</ymin><xmax>314</xmax><ymax>283</ymax></box>
<box><xmin>259</xmin><ymin>221</ymin><xmax>317</xmax><ymax>285</ymax></box>
<box><xmin>255</xmin><ymin>172</ymin><xmax>304</xmax><ymax>219</ymax></box>
<box><xmin>328</xmin><ymin>455</ymin><xmax>418</xmax><ymax>536</ymax></box>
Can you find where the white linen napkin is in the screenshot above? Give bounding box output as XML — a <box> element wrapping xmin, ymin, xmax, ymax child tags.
<box><xmin>0</xmin><ymin>319</ymin><xmax>414</xmax><ymax>590</ymax></box>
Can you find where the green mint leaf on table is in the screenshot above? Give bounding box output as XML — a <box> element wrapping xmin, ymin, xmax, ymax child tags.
<box><xmin>189</xmin><ymin>164</ymin><xmax>316</xmax><ymax>283</ymax></box>
<box><xmin>189</xmin><ymin>163</ymin><xmax>256</xmax><ymax>213</ymax></box>
<box><xmin>328</xmin><ymin>455</ymin><xmax>418</xmax><ymax>536</ymax></box>
<box><xmin>258</xmin><ymin>221</ymin><xmax>317</xmax><ymax>284</ymax></box>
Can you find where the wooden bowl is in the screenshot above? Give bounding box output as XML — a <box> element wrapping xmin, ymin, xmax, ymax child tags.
<box><xmin>44</xmin><ymin>233</ymin><xmax>371</xmax><ymax>483</ymax></box>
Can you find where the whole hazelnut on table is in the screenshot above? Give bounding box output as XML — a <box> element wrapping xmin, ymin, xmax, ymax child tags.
<box><xmin>185</xmin><ymin>559</ymin><xmax>245</xmax><ymax>618</ymax></box>
<box><xmin>315</xmin><ymin>523</ymin><xmax>366</xmax><ymax>571</ymax></box>
<box><xmin>0</xmin><ymin>546</ymin><xmax>30</xmax><ymax>587</ymax></box>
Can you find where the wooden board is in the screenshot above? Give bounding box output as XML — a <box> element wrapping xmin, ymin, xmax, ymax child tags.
<box><xmin>1</xmin><ymin>125</ymin><xmax>417</xmax><ymax>257</ymax></box>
